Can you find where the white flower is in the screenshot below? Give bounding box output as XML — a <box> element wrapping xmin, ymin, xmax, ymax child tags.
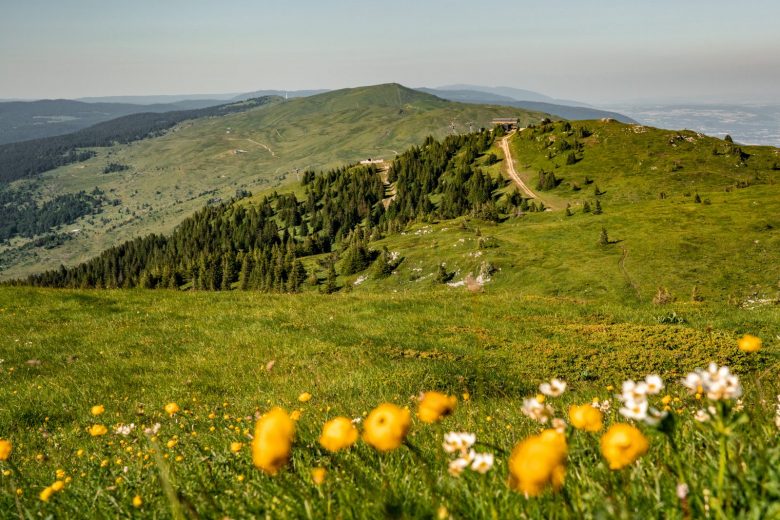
<box><xmin>114</xmin><ymin>423</ymin><xmax>136</xmax><ymax>436</ymax></box>
<box><xmin>682</xmin><ymin>364</ymin><xmax>742</xmax><ymax>401</ymax></box>
<box><xmin>693</xmin><ymin>409</ymin><xmax>710</xmax><ymax>422</ymax></box>
<box><xmin>448</xmin><ymin>457</ymin><xmax>470</xmax><ymax>477</ymax></box>
<box><xmin>539</xmin><ymin>378</ymin><xmax>567</xmax><ymax>397</ymax></box>
<box><xmin>442</xmin><ymin>432</ymin><xmax>476</xmax><ymax>455</ymax></box>
<box><xmin>470</xmin><ymin>453</ymin><xmax>494</xmax><ymax>474</ymax></box>
<box><xmin>552</xmin><ymin>418</ymin><xmax>567</xmax><ymax>433</ymax></box>
<box><xmin>621</xmin><ymin>380</ymin><xmax>649</xmax><ymax>402</ymax></box>
<box><xmin>682</xmin><ymin>373</ymin><xmax>703</xmax><ymax>393</ymax></box>
<box><xmin>677</xmin><ymin>483</ymin><xmax>689</xmax><ymax>500</ymax></box>
<box><xmin>143</xmin><ymin>423</ymin><xmax>161</xmax><ymax>436</ymax></box>
<box><xmin>619</xmin><ymin>399</ymin><xmax>649</xmax><ymax>421</ymax></box>
<box><xmin>522</xmin><ymin>398</ymin><xmax>554</xmax><ymax>424</ymax></box>
<box><xmin>351</xmin><ymin>417</ymin><xmax>363</xmax><ymax>424</ymax></box>
<box><xmin>645</xmin><ymin>375</ymin><xmax>664</xmax><ymax>394</ymax></box>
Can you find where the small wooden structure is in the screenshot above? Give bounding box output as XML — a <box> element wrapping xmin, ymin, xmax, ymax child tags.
<box><xmin>491</xmin><ymin>117</ymin><xmax>519</xmax><ymax>131</ymax></box>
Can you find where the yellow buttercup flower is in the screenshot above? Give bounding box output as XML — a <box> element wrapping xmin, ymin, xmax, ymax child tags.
<box><xmin>164</xmin><ymin>402</ymin><xmax>180</xmax><ymax>416</ymax></box>
<box><xmin>0</xmin><ymin>439</ymin><xmax>11</xmax><ymax>461</ymax></box>
<box><xmin>363</xmin><ymin>403</ymin><xmax>411</xmax><ymax>452</ymax></box>
<box><xmin>55</xmin><ymin>469</ymin><xmax>66</xmax><ymax>479</ymax></box>
<box><xmin>252</xmin><ymin>408</ymin><xmax>295</xmax><ymax>475</ymax></box>
<box><xmin>311</xmin><ymin>467</ymin><xmax>327</xmax><ymax>485</ymax></box>
<box><xmin>132</xmin><ymin>495</ymin><xmax>143</xmax><ymax>508</ymax></box>
<box><xmin>88</xmin><ymin>424</ymin><xmax>108</xmax><ymax>437</ymax></box>
<box><xmin>738</xmin><ymin>334</ymin><xmax>762</xmax><ymax>353</ymax></box>
<box><xmin>50</xmin><ymin>480</ymin><xmax>65</xmax><ymax>492</ymax></box>
<box><xmin>298</xmin><ymin>392</ymin><xmax>312</xmax><ymax>403</ymax></box>
<box><xmin>600</xmin><ymin>423</ymin><xmax>649</xmax><ymax>470</ymax></box>
<box><xmin>290</xmin><ymin>410</ymin><xmax>302</xmax><ymax>421</ymax></box>
<box><xmin>39</xmin><ymin>486</ymin><xmax>55</xmax><ymax>502</ymax></box>
<box><xmin>568</xmin><ymin>404</ymin><xmax>603</xmax><ymax>432</ymax></box>
<box><xmin>417</xmin><ymin>392</ymin><xmax>457</xmax><ymax>423</ymax></box>
<box><xmin>90</xmin><ymin>405</ymin><xmax>105</xmax><ymax>416</ymax></box>
<box><xmin>230</xmin><ymin>442</ymin><xmax>243</xmax><ymax>453</ymax></box>
<box><xmin>319</xmin><ymin>417</ymin><xmax>359</xmax><ymax>452</ymax></box>
<box><xmin>508</xmin><ymin>429</ymin><xmax>568</xmax><ymax>497</ymax></box>
<box><xmin>661</xmin><ymin>395</ymin><xmax>672</xmax><ymax>405</ymax></box>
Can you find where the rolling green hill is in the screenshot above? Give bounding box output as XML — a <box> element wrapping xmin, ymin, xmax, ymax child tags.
<box><xmin>16</xmin><ymin>118</ymin><xmax>779</xmax><ymax>308</ymax></box>
<box><xmin>1</xmin><ymin>117</ymin><xmax>779</xmax><ymax>519</ymax></box>
<box><xmin>0</xmin><ymin>84</ymin><xmax>547</xmax><ymax>281</ymax></box>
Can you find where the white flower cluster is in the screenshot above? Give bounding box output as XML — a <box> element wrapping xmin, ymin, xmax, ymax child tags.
<box><xmin>443</xmin><ymin>432</ymin><xmax>493</xmax><ymax>476</ymax></box>
<box><xmin>114</xmin><ymin>423</ymin><xmax>136</xmax><ymax>436</ymax></box>
<box><xmin>618</xmin><ymin>375</ymin><xmax>667</xmax><ymax>426</ymax></box>
<box><xmin>682</xmin><ymin>363</ymin><xmax>742</xmax><ymax>401</ymax></box>
<box><xmin>591</xmin><ymin>398</ymin><xmax>611</xmax><ymax>413</ymax></box>
<box><xmin>539</xmin><ymin>378</ymin><xmax>567</xmax><ymax>397</ymax></box>
<box><xmin>522</xmin><ymin>397</ymin><xmax>554</xmax><ymax>424</ymax></box>
<box><xmin>143</xmin><ymin>423</ymin><xmax>161</xmax><ymax>436</ymax></box>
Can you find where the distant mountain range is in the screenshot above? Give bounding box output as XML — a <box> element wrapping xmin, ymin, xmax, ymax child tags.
<box><xmin>0</xmin><ymin>98</ymin><xmax>237</xmax><ymax>145</ymax></box>
<box><xmin>0</xmin><ymin>85</ymin><xmax>631</xmax><ymax>145</ymax></box>
<box><xmin>417</xmin><ymin>87</ymin><xmax>637</xmax><ymax>124</ymax></box>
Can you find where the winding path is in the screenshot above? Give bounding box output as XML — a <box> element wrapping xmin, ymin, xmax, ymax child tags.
<box><xmin>499</xmin><ymin>131</ymin><xmax>538</xmax><ymax>200</ymax></box>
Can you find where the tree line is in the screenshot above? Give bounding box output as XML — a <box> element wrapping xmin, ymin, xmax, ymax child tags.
<box><xmin>0</xmin><ymin>97</ymin><xmax>277</xmax><ymax>184</ymax></box>
<box><xmin>17</xmin><ymin>128</ymin><xmax>530</xmax><ymax>291</ymax></box>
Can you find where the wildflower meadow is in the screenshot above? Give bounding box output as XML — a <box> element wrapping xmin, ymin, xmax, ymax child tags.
<box><xmin>0</xmin><ymin>288</ymin><xmax>778</xmax><ymax>518</ymax></box>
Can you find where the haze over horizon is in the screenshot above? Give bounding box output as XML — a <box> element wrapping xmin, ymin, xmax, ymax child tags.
<box><xmin>1</xmin><ymin>0</ymin><xmax>779</xmax><ymax>105</ymax></box>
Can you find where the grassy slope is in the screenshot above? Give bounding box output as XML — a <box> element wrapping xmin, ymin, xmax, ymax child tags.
<box><xmin>0</xmin><ymin>84</ymin><xmax>546</xmax><ymax>281</ymax></box>
<box><xmin>309</xmin><ymin>120</ymin><xmax>779</xmax><ymax>306</ymax></box>
<box><xmin>0</xmin><ymin>288</ymin><xmax>776</xmax><ymax>517</ymax></box>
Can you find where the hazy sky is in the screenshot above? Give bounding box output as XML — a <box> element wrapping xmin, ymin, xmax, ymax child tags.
<box><xmin>1</xmin><ymin>0</ymin><xmax>778</xmax><ymax>104</ymax></box>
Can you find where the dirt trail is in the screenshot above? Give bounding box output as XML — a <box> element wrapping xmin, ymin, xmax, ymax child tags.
<box><xmin>619</xmin><ymin>246</ymin><xmax>642</xmax><ymax>300</ymax></box>
<box><xmin>227</xmin><ymin>137</ymin><xmax>276</xmax><ymax>157</ymax></box>
<box><xmin>499</xmin><ymin>132</ymin><xmax>538</xmax><ymax>200</ymax></box>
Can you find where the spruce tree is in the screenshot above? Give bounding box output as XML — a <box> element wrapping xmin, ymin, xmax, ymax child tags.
<box><xmin>593</xmin><ymin>200</ymin><xmax>603</xmax><ymax>215</ymax></box>
<box><xmin>599</xmin><ymin>227</ymin><xmax>609</xmax><ymax>246</ymax></box>
<box><xmin>324</xmin><ymin>260</ymin><xmax>338</xmax><ymax>294</ymax></box>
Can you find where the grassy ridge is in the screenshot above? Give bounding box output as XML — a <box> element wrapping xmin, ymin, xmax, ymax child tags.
<box><xmin>0</xmin><ymin>85</ymin><xmax>546</xmax><ymax>281</ymax></box>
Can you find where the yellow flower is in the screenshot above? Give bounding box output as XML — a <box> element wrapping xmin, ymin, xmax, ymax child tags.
<box><xmin>508</xmin><ymin>429</ymin><xmax>568</xmax><ymax>497</ymax></box>
<box><xmin>230</xmin><ymin>442</ymin><xmax>243</xmax><ymax>453</ymax></box>
<box><xmin>290</xmin><ymin>410</ymin><xmax>302</xmax><ymax>421</ymax></box>
<box><xmin>76</xmin><ymin>449</ymin><xmax>84</xmax><ymax>457</ymax></box>
<box><xmin>164</xmin><ymin>402</ymin><xmax>180</xmax><ymax>416</ymax></box>
<box><xmin>55</xmin><ymin>469</ymin><xmax>66</xmax><ymax>479</ymax></box>
<box><xmin>90</xmin><ymin>404</ymin><xmax>105</xmax><ymax>416</ymax></box>
<box><xmin>166</xmin><ymin>439</ymin><xmax>178</xmax><ymax>449</ymax></box>
<box><xmin>132</xmin><ymin>495</ymin><xmax>143</xmax><ymax>508</ymax></box>
<box><xmin>252</xmin><ymin>407</ymin><xmax>295</xmax><ymax>475</ymax></box>
<box><xmin>311</xmin><ymin>467</ymin><xmax>327</xmax><ymax>485</ymax></box>
<box><xmin>39</xmin><ymin>486</ymin><xmax>55</xmax><ymax>502</ymax></box>
<box><xmin>462</xmin><ymin>392</ymin><xmax>470</xmax><ymax>401</ymax></box>
<box><xmin>600</xmin><ymin>423</ymin><xmax>649</xmax><ymax>470</ymax></box>
<box><xmin>50</xmin><ymin>480</ymin><xmax>65</xmax><ymax>492</ymax></box>
<box><xmin>89</xmin><ymin>424</ymin><xmax>108</xmax><ymax>437</ymax></box>
<box><xmin>319</xmin><ymin>417</ymin><xmax>359</xmax><ymax>452</ymax></box>
<box><xmin>568</xmin><ymin>404</ymin><xmax>603</xmax><ymax>432</ymax></box>
<box><xmin>738</xmin><ymin>334</ymin><xmax>762</xmax><ymax>353</ymax></box>
<box><xmin>363</xmin><ymin>403</ymin><xmax>411</xmax><ymax>452</ymax></box>
<box><xmin>417</xmin><ymin>392</ymin><xmax>457</xmax><ymax>423</ymax></box>
<box><xmin>298</xmin><ymin>392</ymin><xmax>312</xmax><ymax>403</ymax></box>
<box><xmin>661</xmin><ymin>395</ymin><xmax>672</xmax><ymax>405</ymax></box>
<box><xmin>0</xmin><ymin>439</ymin><xmax>11</xmax><ymax>461</ymax></box>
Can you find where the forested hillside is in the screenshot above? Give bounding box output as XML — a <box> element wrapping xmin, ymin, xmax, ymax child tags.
<box><xmin>0</xmin><ymin>97</ymin><xmax>278</xmax><ymax>184</ymax></box>
<box><xmin>19</xmin><ymin>129</ymin><xmax>522</xmax><ymax>289</ymax></box>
